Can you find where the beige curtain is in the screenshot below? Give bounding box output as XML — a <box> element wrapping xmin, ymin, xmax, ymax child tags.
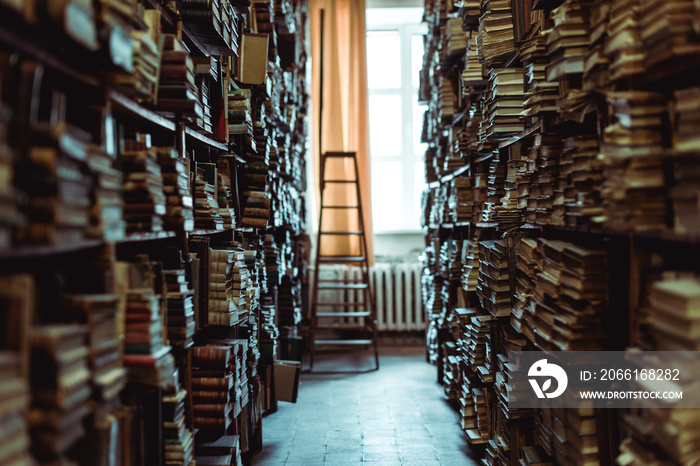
<box><xmin>310</xmin><ymin>0</ymin><xmax>374</xmax><ymax>263</ymax></box>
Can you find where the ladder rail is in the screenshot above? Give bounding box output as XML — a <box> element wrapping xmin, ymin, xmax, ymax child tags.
<box><xmin>309</xmin><ymin>151</ymin><xmax>379</xmax><ymax>371</ymax></box>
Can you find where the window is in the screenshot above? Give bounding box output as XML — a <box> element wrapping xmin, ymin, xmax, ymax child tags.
<box><xmin>366</xmin><ymin>8</ymin><xmax>427</xmax><ymax>233</ymax></box>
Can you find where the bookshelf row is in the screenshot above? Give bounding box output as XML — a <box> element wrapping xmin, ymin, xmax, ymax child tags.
<box><xmin>419</xmin><ymin>0</ymin><xmax>700</xmax><ymax>465</ymax></box>
<box><xmin>0</xmin><ymin>0</ymin><xmax>310</xmax><ymax>465</ymax></box>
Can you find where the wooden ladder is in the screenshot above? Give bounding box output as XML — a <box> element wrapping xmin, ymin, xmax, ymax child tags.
<box><xmin>309</xmin><ymin>152</ymin><xmax>379</xmax><ymax>371</ymax></box>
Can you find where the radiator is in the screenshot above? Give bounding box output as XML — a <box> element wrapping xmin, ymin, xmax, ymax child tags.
<box><xmin>313</xmin><ymin>262</ymin><xmax>425</xmax><ymax>332</ymax></box>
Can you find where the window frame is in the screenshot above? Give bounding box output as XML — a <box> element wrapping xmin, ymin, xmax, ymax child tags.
<box><xmin>366</xmin><ymin>10</ymin><xmax>427</xmax><ymax>234</ymax></box>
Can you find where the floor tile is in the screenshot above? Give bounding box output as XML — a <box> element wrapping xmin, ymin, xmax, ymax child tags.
<box><xmin>254</xmin><ymin>346</ymin><xmax>478</xmax><ymax>465</ymax></box>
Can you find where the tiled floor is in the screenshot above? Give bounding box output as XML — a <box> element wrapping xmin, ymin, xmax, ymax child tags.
<box><xmin>251</xmin><ymin>346</ymin><xmax>480</xmax><ymax>465</ymax></box>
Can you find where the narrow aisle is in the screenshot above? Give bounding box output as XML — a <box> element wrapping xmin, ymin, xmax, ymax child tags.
<box><xmin>252</xmin><ymin>347</ymin><xmax>480</xmax><ymax>465</ymax></box>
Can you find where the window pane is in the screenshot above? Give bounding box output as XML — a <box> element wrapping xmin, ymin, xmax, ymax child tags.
<box><xmin>369</xmin><ymin>94</ymin><xmax>402</xmax><ymax>156</ymax></box>
<box><xmin>413</xmin><ymin>101</ymin><xmax>428</xmax><ymax>155</ymax></box>
<box><xmin>412</xmin><ymin>34</ymin><xmax>425</xmax><ymax>89</ymax></box>
<box><xmin>367</xmin><ymin>32</ymin><xmax>401</xmax><ymax>89</ymax></box>
<box><xmin>371</xmin><ymin>161</ymin><xmax>403</xmax><ymax>231</ymax></box>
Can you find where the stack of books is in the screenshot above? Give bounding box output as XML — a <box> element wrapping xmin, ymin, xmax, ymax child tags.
<box><xmin>113</xmin><ymin>29</ymin><xmax>160</xmax><ymax>103</ymax></box>
<box><xmin>476</xmin><ymin>240</ymin><xmax>511</xmax><ymax>317</ymax></box>
<box><xmin>193</xmin><ymin>56</ymin><xmax>218</xmax><ymax>134</ymax></box>
<box><xmin>512</xmin><ymin>237</ymin><xmax>537</xmax><ymax>339</ymax></box>
<box><xmin>645</xmin><ymin>276</ymin><xmax>700</xmax><ymax>350</ymax></box>
<box><xmin>673</xmin><ymin>87</ymin><xmax>700</xmax><ymax>152</ymax></box>
<box><xmin>209</xmin><ymin>249</ymin><xmax>237</xmax><ymax>326</ymax></box>
<box><xmin>545</xmin><ymin>0</ymin><xmax>591</xmax><ymax>82</ymax></box>
<box><xmin>540</xmin><ymin>406</ymin><xmax>598</xmax><ymax>465</ymax></box>
<box><xmin>121</xmin><ymin>148</ymin><xmax>167</xmax><ymax>233</ymax></box>
<box><xmin>449</xmin><ymin>177</ymin><xmax>474</xmax><ymax>223</ymax></box>
<box><xmin>124</xmin><ymin>290</ymin><xmax>165</xmax><ymax>356</ymax></box>
<box><xmin>158</xmin><ymin>36</ymin><xmax>203</xmax><ymax>119</ymax></box>
<box><xmin>521</xmin><ymin>35</ymin><xmax>559</xmax><ymax>118</ymax></box>
<box><xmin>0</xmin><ymin>109</ymin><xmax>22</xmax><ymax>248</ymax></box>
<box><xmin>181</xmin><ymin>0</ymin><xmax>241</xmax><ymax>55</ymax></box>
<box><xmin>216</xmin><ymin>157</ymin><xmax>236</xmax><ymax>229</ymax></box>
<box><xmin>240</xmin><ymin>189</ymin><xmax>271</xmax><ymax>230</ymax></box>
<box><xmin>195</xmin><ymin>435</ymin><xmax>243</xmax><ymax>466</ymax></box>
<box><xmin>460</xmin><ymin>240</ymin><xmax>480</xmax><ymax>292</ymax></box>
<box><xmin>278</xmin><ymin>275</ymin><xmax>303</xmax><ymax>327</ymax></box>
<box><xmin>442</xmin><ymin>340</ymin><xmax>460</xmax><ymax>400</ymax></box>
<box><xmin>670</xmin><ymin>152</ymin><xmax>700</xmax><ymax>234</ymax></box>
<box><xmin>29</xmin><ymin>325</ymin><xmax>91</xmax><ymax>463</ymax></box>
<box><xmin>194</xmin><ymin>166</ymin><xmax>224</xmax><ymax>231</ymax></box>
<box><xmin>562</xmin><ymin>136</ymin><xmax>603</xmax><ymax>227</ymax></box>
<box><xmin>157</xmin><ymin>147</ymin><xmax>194</xmax><ymax>232</ymax></box>
<box><xmin>640</xmin><ymin>0</ymin><xmax>700</xmax><ymax>68</ymax></box>
<box><xmin>228</xmin><ymin>89</ymin><xmax>253</xmax><ymax>136</ymax></box>
<box><xmin>253</xmin><ymin>104</ymin><xmax>271</xmax><ymax>163</ymax></box>
<box><xmin>243</xmin><ymin>248</ymin><xmax>263</xmax><ymax>318</ymax></box>
<box><xmin>163</xmin><ymin>386</ymin><xmax>194</xmax><ymax>466</ymax></box>
<box><xmin>445</xmin><ymin>17</ymin><xmax>467</xmax><ymax>55</ymax></box>
<box><xmin>619</xmin><ymin>276</ymin><xmax>700</xmax><ymax>464</ymax></box>
<box><xmin>485</xmin><ymin>67</ymin><xmax>525</xmax><ymax>136</ymax></box>
<box><xmin>270</xmin><ymin>174</ymin><xmax>303</xmax><ymax>230</ymax></box>
<box><xmin>86</xmin><ymin>144</ymin><xmax>125</xmax><ymax>241</ymax></box>
<box><xmin>438</xmin><ymin>76</ymin><xmax>456</xmax><ymax>120</ymax></box>
<box><xmin>462</xmin><ymin>34</ymin><xmax>486</xmax><ymax>86</ymax></box>
<box><xmin>15</xmin><ymin>126</ymin><xmax>92</xmax><ymax>245</ymax></box>
<box><xmin>532</xmin><ymin>240</ymin><xmax>608</xmax><ymax>351</ymax></box>
<box><xmin>482</xmin><ymin>159</ymin><xmax>506</xmax><ymax>223</ymax></box>
<box><xmin>600</xmin><ymin>91</ymin><xmax>667</xmax><ymax>231</ymax></box>
<box><xmin>583</xmin><ymin>0</ymin><xmax>611</xmax><ymax>91</ymax></box>
<box><xmin>62</xmin><ymin>294</ymin><xmax>126</xmax><ymax>405</ymax></box>
<box><xmin>192</xmin><ymin>346</ymin><xmax>234</xmax><ymax>432</ymax></box>
<box><xmin>0</xmin><ymin>352</ymin><xmax>32</xmax><ymax>465</ymax></box>
<box><xmin>476</xmin><ymin>0</ymin><xmax>516</xmax><ymax>64</ymax></box>
<box><xmin>164</xmin><ymin>269</ymin><xmax>196</xmax><ymax>348</ymax></box>
<box><xmin>605</xmin><ymin>0</ymin><xmax>644</xmax><ymax>81</ymax></box>
<box><xmin>528</xmin><ymin>134</ymin><xmax>563</xmax><ymax>225</ymax></box>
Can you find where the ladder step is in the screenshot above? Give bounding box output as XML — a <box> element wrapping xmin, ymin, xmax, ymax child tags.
<box><xmin>324</xmin><ymin>179</ymin><xmax>357</xmax><ymax>183</ymax></box>
<box><xmin>317</xmin><ymin>279</ymin><xmax>365</xmax><ymax>283</ymax></box>
<box><xmin>323</xmin><ymin>152</ymin><xmax>356</xmax><ymax>158</ymax></box>
<box><xmin>317</xmin><ymin>283</ymin><xmax>368</xmax><ymax>290</ymax></box>
<box><xmin>315</xmin><ymin>302</ymin><xmax>367</xmax><ymax>307</ymax></box>
<box><xmin>321</xmin><ymin>205</ymin><xmax>359</xmax><ymax>209</ymax></box>
<box><xmin>320</xmin><ymin>231</ymin><xmax>363</xmax><ymax>235</ymax></box>
<box><xmin>318</xmin><ymin>256</ymin><xmax>366</xmax><ymax>263</ymax></box>
<box><xmin>317</xmin><ymin>311</ymin><xmax>371</xmax><ymax>317</ymax></box>
<box><xmin>314</xmin><ymin>339</ymin><xmax>373</xmax><ymax>346</ymax></box>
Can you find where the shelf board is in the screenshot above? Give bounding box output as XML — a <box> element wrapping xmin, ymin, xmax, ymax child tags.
<box><xmin>0</xmin><ymin>21</ymin><xmax>99</xmax><ymax>87</ymax></box>
<box><xmin>184</xmin><ymin>127</ymin><xmax>228</xmax><ymax>151</ymax></box>
<box><xmin>440</xmin><ymin>164</ymin><xmax>470</xmax><ymax>184</ymax></box>
<box><xmin>110</xmin><ymin>90</ymin><xmax>177</xmax><ymax>132</ymax></box>
<box><xmin>118</xmin><ymin>231</ymin><xmax>177</xmax><ymax>243</ymax></box>
<box><xmin>451</xmin><ymin>106</ymin><xmax>471</xmax><ymax>127</ymax></box>
<box><xmin>473</xmin><ymin>152</ymin><xmax>496</xmax><ymax>164</ymax></box>
<box><xmin>110</xmin><ymin>92</ymin><xmax>229</xmax><ymax>151</ymax></box>
<box><xmin>498</xmin><ymin>121</ymin><xmax>543</xmax><ymax>149</ymax></box>
<box><xmin>189</xmin><ymin>228</ymin><xmax>234</xmax><ymax>236</ymax></box>
<box><xmin>0</xmin><ymin>239</ymin><xmax>104</xmax><ymax>261</ymax></box>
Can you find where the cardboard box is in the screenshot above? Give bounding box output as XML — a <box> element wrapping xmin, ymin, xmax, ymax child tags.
<box><xmin>274</xmin><ymin>360</ymin><xmax>300</xmax><ymax>403</ymax></box>
<box><xmin>238</xmin><ymin>33</ymin><xmax>269</xmax><ymax>84</ymax></box>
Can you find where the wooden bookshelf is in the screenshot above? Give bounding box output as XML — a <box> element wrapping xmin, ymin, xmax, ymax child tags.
<box><xmin>420</xmin><ymin>1</ymin><xmax>700</xmax><ymax>464</ymax></box>
<box><xmin>0</xmin><ymin>1</ymin><xmax>310</xmax><ymax>464</ymax></box>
